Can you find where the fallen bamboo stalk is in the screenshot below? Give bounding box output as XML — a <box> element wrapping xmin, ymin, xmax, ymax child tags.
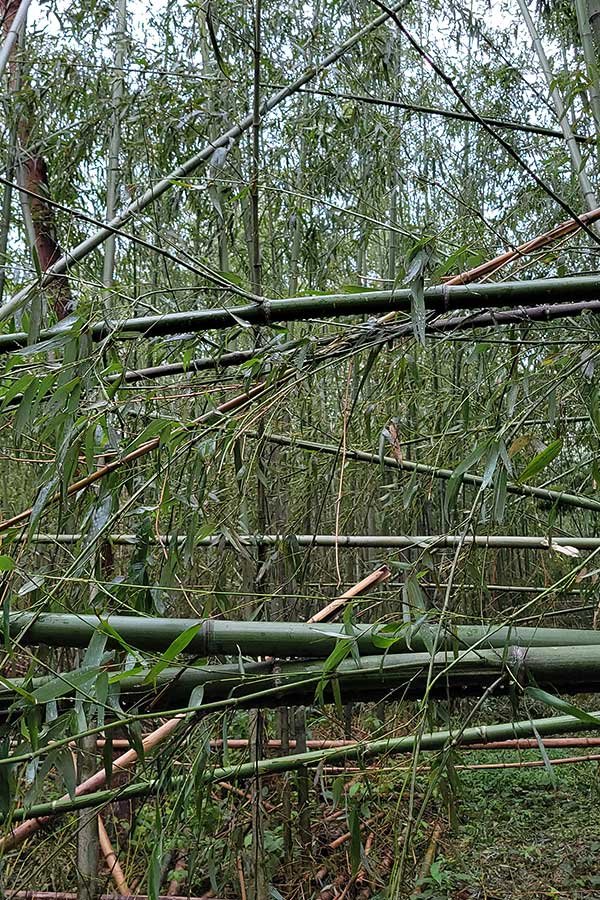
<box><xmin>98</xmin><ymin>816</ymin><xmax>131</xmax><ymax>896</ymax></box>
<box><xmin>5</xmin><ymin>706</ymin><xmax>600</xmax><ymax>826</ymax></box>
<box><xmin>2</xmin><ymin>275</ymin><xmax>600</xmax><ymax>351</ymax></box>
<box><xmin>9</xmin><ymin>614</ymin><xmax>600</xmax><ymax>658</ymax></box>
<box><xmin>20</xmin><ymin>533</ymin><xmax>600</xmax><ymax>550</ymax></box>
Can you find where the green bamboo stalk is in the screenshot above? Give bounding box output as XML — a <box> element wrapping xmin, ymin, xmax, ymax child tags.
<box><xmin>8</xmin><ymin>614</ymin><xmax>600</xmax><ymax>657</ymax></box>
<box><xmin>20</xmin><ymin>533</ymin><xmax>600</xmax><ymax>549</ymax></box>
<box><xmin>0</xmin><ymin>0</ymin><xmax>411</xmax><ymax>324</ymax></box>
<box><xmin>2</xmin><ymin>273</ymin><xmax>600</xmax><ymax>351</ymax></box>
<box><xmin>0</xmin><ymin>0</ymin><xmax>30</xmax><ymax>80</ymax></box>
<box><xmin>6</xmin><ymin>646</ymin><xmax>600</xmax><ymax>711</ymax></box>
<box><xmin>576</xmin><ymin>0</ymin><xmax>600</xmax><ymax>142</ymax></box>
<box><xmin>260</xmin><ymin>433</ymin><xmax>600</xmax><ymax>513</ymax></box>
<box><xmin>4</xmin><ymin>705</ymin><xmax>600</xmax><ymax>824</ymax></box>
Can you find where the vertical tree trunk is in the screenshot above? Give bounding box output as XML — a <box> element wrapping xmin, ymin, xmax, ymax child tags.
<box><xmin>0</xmin><ymin>0</ymin><xmax>72</xmax><ymax>321</ymax></box>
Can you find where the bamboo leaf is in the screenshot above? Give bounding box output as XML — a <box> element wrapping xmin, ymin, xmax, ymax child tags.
<box><xmin>518</xmin><ymin>439</ymin><xmax>563</xmax><ymax>483</ymax></box>
<box><xmin>143</xmin><ymin>623</ymin><xmax>203</xmax><ymax>685</ymax></box>
<box><xmin>526</xmin><ymin>687</ymin><xmax>600</xmax><ymax>724</ymax></box>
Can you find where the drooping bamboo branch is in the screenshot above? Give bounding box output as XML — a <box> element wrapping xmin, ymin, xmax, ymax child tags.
<box><xmin>0</xmin><ymin>381</ymin><xmax>268</xmax><ymax>534</ymax></box>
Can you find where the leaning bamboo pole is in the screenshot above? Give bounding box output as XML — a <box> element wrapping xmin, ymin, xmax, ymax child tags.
<box><xmin>2</xmin><ymin>274</ymin><xmax>600</xmax><ymax>351</ymax></box>
<box><xmin>5</xmin><ymin>706</ymin><xmax>600</xmax><ymax>826</ymax></box>
<box><xmin>9</xmin><ymin>615</ymin><xmax>600</xmax><ymax>657</ymax></box>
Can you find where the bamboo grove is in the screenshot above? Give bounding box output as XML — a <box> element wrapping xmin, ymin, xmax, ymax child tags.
<box><xmin>0</xmin><ymin>0</ymin><xmax>599</xmax><ymax>898</ymax></box>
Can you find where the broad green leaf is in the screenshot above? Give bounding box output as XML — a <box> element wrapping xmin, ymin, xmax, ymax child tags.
<box><xmin>143</xmin><ymin>623</ymin><xmax>203</xmax><ymax>684</ymax></box>
<box><xmin>518</xmin><ymin>439</ymin><xmax>563</xmax><ymax>483</ymax></box>
<box><xmin>526</xmin><ymin>687</ymin><xmax>600</xmax><ymax>724</ymax></box>
<box><xmin>0</xmin><ymin>555</ymin><xmax>15</xmax><ymax>571</ymax></box>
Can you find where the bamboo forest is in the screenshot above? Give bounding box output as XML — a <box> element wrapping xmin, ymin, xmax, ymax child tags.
<box><xmin>3</xmin><ymin>0</ymin><xmax>600</xmax><ymax>897</ymax></box>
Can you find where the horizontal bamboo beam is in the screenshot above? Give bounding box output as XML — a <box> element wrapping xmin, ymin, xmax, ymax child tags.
<box><xmin>1</xmin><ymin>275</ymin><xmax>600</xmax><ymax>352</ymax></box>
<box><xmin>21</xmin><ymin>532</ymin><xmax>600</xmax><ymax>550</ymax></box>
<box><xmin>261</xmin><ymin>433</ymin><xmax>600</xmax><ymax>512</ymax></box>
<box><xmin>4</xmin><ymin>705</ymin><xmax>600</xmax><ymax>824</ymax></box>
<box><xmin>9</xmin><ymin>614</ymin><xmax>600</xmax><ymax>657</ymax></box>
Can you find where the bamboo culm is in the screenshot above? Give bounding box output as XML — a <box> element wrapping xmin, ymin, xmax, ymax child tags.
<box><xmin>8</xmin><ymin>613</ymin><xmax>600</xmax><ymax>657</ymax></box>
<box><xmin>4</xmin><ymin>706</ymin><xmax>600</xmax><ymax>825</ymax></box>
<box><xmin>2</xmin><ymin>274</ymin><xmax>600</xmax><ymax>351</ymax></box>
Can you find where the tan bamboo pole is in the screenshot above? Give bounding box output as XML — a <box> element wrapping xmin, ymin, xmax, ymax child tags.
<box><xmin>413</xmin><ymin>822</ymin><xmax>444</xmax><ymax>896</ymax></box>
<box><xmin>98</xmin><ymin>816</ymin><xmax>131</xmax><ymax>896</ymax></box>
<box><xmin>307</xmin><ymin>565</ymin><xmax>391</xmax><ymax>623</ymax></box>
<box><xmin>455</xmin><ymin>753</ymin><xmax>600</xmax><ymax>771</ymax></box>
<box><xmin>1</xmin><ymin>716</ymin><xmax>185</xmax><ymax>851</ymax></box>
<box><xmin>445</xmin><ymin>205</ymin><xmax>600</xmax><ymax>285</ymax></box>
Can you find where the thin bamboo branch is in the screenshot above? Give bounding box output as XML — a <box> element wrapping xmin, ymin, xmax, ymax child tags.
<box><xmin>288</xmin><ymin>85</ymin><xmax>591</xmax><ymax>142</ymax></box>
<box><xmin>260</xmin><ymin>433</ymin><xmax>600</xmax><ymax>513</ymax></box>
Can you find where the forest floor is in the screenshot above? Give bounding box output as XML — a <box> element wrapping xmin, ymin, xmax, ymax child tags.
<box><xmin>435</xmin><ymin>749</ymin><xmax>600</xmax><ymax>899</ymax></box>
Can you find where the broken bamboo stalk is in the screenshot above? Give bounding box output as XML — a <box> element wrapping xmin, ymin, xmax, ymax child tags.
<box><xmin>98</xmin><ymin>816</ymin><xmax>131</xmax><ymax>896</ymax></box>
